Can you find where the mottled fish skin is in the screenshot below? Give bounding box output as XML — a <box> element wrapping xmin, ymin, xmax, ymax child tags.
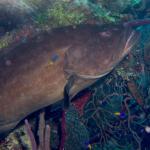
<box><xmin>0</xmin><ymin>24</ymin><xmax>138</xmax><ymax>137</ymax></box>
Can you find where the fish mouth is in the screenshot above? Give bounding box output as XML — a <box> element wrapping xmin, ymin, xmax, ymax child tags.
<box><xmin>65</xmin><ymin>30</ymin><xmax>139</xmax><ymax>80</ymax></box>
<box><xmin>63</xmin><ymin>25</ymin><xmax>140</xmax><ymax>81</ymax></box>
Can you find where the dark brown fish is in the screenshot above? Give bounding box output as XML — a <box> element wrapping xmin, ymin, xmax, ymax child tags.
<box><xmin>0</xmin><ymin>24</ymin><xmax>138</xmax><ymax>136</ymax></box>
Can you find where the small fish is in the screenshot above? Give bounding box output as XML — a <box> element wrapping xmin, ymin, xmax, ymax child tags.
<box><xmin>87</xmin><ymin>144</ymin><xmax>92</xmax><ymax>150</ymax></box>
<box><xmin>114</xmin><ymin>112</ymin><xmax>121</xmax><ymax>116</ymax></box>
<box><xmin>114</xmin><ymin>112</ymin><xmax>126</xmax><ymax>119</ymax></box>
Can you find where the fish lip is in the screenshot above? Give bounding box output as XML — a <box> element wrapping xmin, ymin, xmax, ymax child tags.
<box><xmin>64</xmin><ymin>68</ymin><xmax>111</xmax><ymax>80</ymax></box>
<box><xmin>76</xmin><ymin>70</ymin><xmax>111</xmax><ymax>79</ymax></box>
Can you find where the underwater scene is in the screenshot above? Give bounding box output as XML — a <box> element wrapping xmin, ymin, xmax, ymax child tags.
<box><xmin>0</xmin><ymin>0</ymin><xmax>150</xmax><ymax>150</ymax></box>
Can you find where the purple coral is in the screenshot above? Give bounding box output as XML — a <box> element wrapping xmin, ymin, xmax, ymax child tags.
<box><xmin>24</xmin><ymin>111</ymin><xmax>51</xmax><ymax>150</ymax></box>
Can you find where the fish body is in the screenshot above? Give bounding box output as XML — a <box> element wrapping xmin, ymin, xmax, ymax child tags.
<box><xmin>0</xmin><ymin>24</ymin><xmax>138</xmax><ymax>136</ymax></box>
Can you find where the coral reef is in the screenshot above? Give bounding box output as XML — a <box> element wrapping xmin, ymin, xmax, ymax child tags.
<box><xmin>0</xmin><ymin>0</ymin><xmax>143</xmax><ymax>31</ymax></box>
<box><xmin>0</xmin><ymin>0</ymin><xmax>144</xmax><ymax>51</ymax></box>
<box><xmin>46</xmin><ymin>1</ymin><xmax>86</xmax><ymax>27</ymax></box>
<box><xmin>1</xmin><ymin>0</ymin><xmax>150</xmax><ymax>150</ymax></box>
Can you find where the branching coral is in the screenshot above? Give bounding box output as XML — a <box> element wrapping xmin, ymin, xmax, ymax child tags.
<box><xmin>25</xmin><ymin>111</ymin><xmax>51</xmax><ymax>150</ymax></box>
<box><xmin>81</xmin><ymin>66</ymin><xmax>150</xmax><ymax>150</ymax></box>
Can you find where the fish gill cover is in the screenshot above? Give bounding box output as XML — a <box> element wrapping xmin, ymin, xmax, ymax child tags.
<box><xmin>0</xmin><ymin>0</ymin><xmax>150</xmax><ymax>150</ymax></box>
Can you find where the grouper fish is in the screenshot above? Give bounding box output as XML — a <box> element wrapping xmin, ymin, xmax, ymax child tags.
<box><xmin>0</xmin><ymin>24</ymin><xmax>139</xmax><ymax>137</ymax></box>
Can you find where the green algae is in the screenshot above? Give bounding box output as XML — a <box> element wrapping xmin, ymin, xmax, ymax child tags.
<box><xmin>47</xmin><ymin>1</ymin><xmax>86</xmax><ymax>27</ymax></box>
<box><xmin>23</xmin><ymin>0</ymin><xmax>142</xmax><ymax>28</ymax></box>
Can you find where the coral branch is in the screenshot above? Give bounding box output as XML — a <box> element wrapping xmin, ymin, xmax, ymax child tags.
<box><xmin>124</xmin><ymin>19</ymin><xmax>150</xmax><ymax>27</ymax></box>
<box><xmin>25</xmin><ymin>119</ymin><xmax>37</xmax><ymax>150</ymax></box>
<box><xmin>44</xmin><ymin>125</ymin><xmax>51</xmax><ymax>150</ymax></box>
<box><xmin>59</xmin><ymin>110</ymin><xmax>66</xmax><ymax>150</ymax></box>
<box><xmin>38</xmin><ymin>110</ymin><xmax>45</xmax><ymax>150</ymax></box>
<box><xmin>127</xmin><ymin>80</ymin><xmax>144</xmax><ymax>106</ymax></box>
<box><xmin>25</xmin><ymin>111</ymin><xmax>51</xmax><ymax>150</ymax></box>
